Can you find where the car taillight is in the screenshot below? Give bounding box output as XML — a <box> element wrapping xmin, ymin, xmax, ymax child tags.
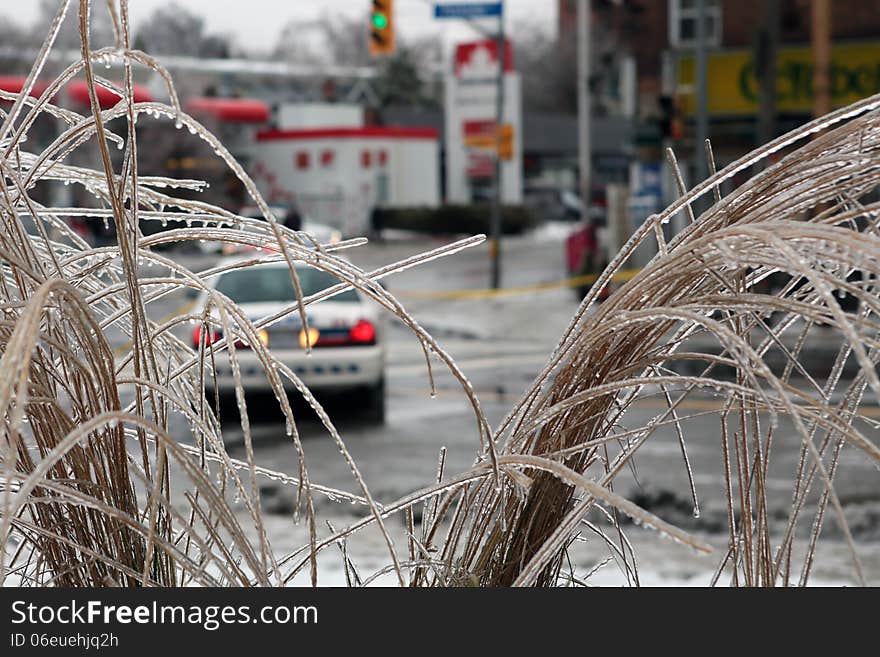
<box><xmin>348</xmin><ymin>319</ymin><xmax>376</xmax><ymax>345</ymax></box>
<box><xmin>192</xmin><ymin>325</ymin><xmax>220</xmax><ymax>349</ymax></box>
<box><xmin>193</xmin><ymin>326</ymin><xmax>268</xmax><ymax>350</ymax></box>
<box><xmin>299</xmin><ymin>327</ymin><xmax>319</xmax><ymax>348</ymax></box>
<box><xmin>235</xmin><ymin>329</ymin><xmax>269</xmax><ymax>349</ymax></box>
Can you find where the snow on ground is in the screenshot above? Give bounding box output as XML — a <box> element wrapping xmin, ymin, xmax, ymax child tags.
<box><xmin>526</xmin><ymin>221</ymin><xmax>581</xmax><ymax>244</ymax></box>
<box><xmin>242</xmin><ymin>510</ymin><xmax>874</xmax><ymax>587</ymax></box>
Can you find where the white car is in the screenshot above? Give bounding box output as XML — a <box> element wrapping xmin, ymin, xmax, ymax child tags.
<box><xmin>193</xmin><ymin>260</ymin><xmax>385</xmax><ymax>422</ymax></box>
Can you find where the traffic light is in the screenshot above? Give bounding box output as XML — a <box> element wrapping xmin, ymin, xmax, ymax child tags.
<box><xmin>658</xmin><ymin>94</ymin><xmax>684</xmax><ymax>141</ymax></box>
<box><xmin>369</xmin><ymin>0</ymin><xmax>395</xmax><ymax>56</ymax></box>
<box><xmin>496</xmin><ymin>123</ymin><xmax>514</xmax><ymax>161</ymax></box>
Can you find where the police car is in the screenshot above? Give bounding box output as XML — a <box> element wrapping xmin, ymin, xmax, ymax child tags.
<box><xmin>193</xmin><ymin>260</ymin><xmax>385</xmax><ymax>422</ymax></box>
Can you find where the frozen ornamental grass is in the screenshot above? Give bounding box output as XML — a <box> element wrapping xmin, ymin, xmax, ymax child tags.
<box><xmin>1</xmin><ymin>0</ymin><xmax>879</xmax><ymax>587</ymax></box>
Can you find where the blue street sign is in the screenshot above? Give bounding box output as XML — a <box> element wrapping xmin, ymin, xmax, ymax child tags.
<box><xmin>434</xmin><ymin>2</ymin><xmax>503</xmax><ymax>19</ymax></box>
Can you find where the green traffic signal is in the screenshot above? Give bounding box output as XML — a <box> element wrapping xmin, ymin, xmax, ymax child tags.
<box><xmin>368</xmin><ymin>1</ymin><xmax>394</xmax><ymax>55</ymax></box>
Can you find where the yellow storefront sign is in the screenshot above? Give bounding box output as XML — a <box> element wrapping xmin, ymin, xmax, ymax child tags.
<box><xmin>678</xmin><ymin>41</ymin><xmax>880</xmax><ymax>116</ymax></box>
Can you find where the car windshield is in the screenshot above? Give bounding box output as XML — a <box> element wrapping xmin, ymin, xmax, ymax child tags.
<box><xmin>214</xmin><ymin>266</ymin><xmax>359</xmax><ymax>304</ymax></box>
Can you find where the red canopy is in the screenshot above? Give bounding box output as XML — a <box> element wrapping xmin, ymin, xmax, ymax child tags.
<box><xmin>185</xmin><ymin>97</ymin><xmax>270</xmax><ymax>124</ymax></box>
<box><xmin>0</xmin><ymin>76</ymin><xmax>49</xmax><ymax>99</ymax></box>
<box><xmin>67</xmin><ymin>79</ymin><xmax>153</xmax><ymax>108</ymax></box>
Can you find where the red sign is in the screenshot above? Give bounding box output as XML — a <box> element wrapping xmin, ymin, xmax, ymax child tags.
<box><xmin>463</xmin><ymin>119</ymin><xmax>496</xmax><ymax>137</ymax></box>
<box><xmin>454</xmin><ymin>39</ymin><xmax>514</xmax><ymax>75</ymax></box>
<box><xmin>466</xmin><ymin>153</ymin><xmax>494</xmax><ymax>179</ymax></box>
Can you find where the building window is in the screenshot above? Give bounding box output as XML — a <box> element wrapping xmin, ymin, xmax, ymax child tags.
<box><xmin>669</xmin><ymin>0</ymin><xmax>722</xmax><ymax>49</ymax></box>
<box><xmin>295</xmin><ymin>151</ymin><xmax>310</xmax><ymax>170</ymax></box>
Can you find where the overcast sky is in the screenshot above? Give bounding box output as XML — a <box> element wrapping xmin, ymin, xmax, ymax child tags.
<box><xmin>14</xmin><ymin>1</ymin><xmax>558</xmax><ymax>56</ymax></box>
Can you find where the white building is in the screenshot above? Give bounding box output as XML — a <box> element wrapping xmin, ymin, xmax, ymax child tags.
<box><xmin>247</xmin><ymin>103</ymin><xmax>440</xmax><ymax>236</ymax></box>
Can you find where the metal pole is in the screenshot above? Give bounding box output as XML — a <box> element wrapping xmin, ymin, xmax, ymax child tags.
<box><xmin>695</xmin><ymin>0</ymin><xmax>709</xmax><ymax>195</ymax></box>
<box><xmin>812</xmin><ymin>0</ymin><xmax>831</xmax><ymax>119</ymax></box>
<box><xmin>577</xmin><ymin>0</ymin><xmax>591</xmax><ymax>227</ymax></box>
<box><xmin>757</xmin><ymin>0</ymin><xmax>779</xmax><ymax>149</ymax></box>
<box><xmin>489</xmin><ymin>3</ymin><xmax>505</xmax><ymax>289</ymax></box>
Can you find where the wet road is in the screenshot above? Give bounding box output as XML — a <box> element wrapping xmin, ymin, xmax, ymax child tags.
<box><xmin>150</xmin><ymin>232</ymin><xmax>581</xmax><ymax>505</ymax></box>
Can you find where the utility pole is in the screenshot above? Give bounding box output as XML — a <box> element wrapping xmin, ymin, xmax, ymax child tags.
<box><xmin>489</xmin><ymin>2</ymin><xmax>505</xmax><ymax>290</ymax></box>
<box><xmin>811</xmin><ymin>0</ymin><xmax>831</xmax><ymax>119</ymax></box>
<box><xmin>577</xmin><ymin>0</ymin><xmax>591</xmax><ymax>228</ymax></box>
<box><xmin>694</xmin><ymin>0</ymin><xmax>709</xmax><ymax>200</ymax></box>
<box><xmin>757</xmin><ymin>0</ymin><xmax>779</xmax><ymax>149</ymax></box>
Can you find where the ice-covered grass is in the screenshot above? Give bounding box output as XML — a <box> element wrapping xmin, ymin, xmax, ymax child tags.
<box><xmin>2</xmin><ymin>1</ymin><xmax>880</xmax><ymax>587</ymax></box>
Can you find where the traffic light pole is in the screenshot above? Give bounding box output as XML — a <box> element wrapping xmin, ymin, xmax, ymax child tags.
<box><xmin>695</xmin><ymin>0</ymin><xmax>709</xmax><ymax>212</ymax></box>
<box><xmin>489</xmin><ymin>7</ymin><xmax>505</xmax><ymax>290</ymax></box>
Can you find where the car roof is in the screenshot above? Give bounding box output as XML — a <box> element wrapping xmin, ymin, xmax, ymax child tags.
<box><xmin>215</xmin><ymin>255</ymin><xmax>352</xmax><ymax>272</ymax></box>
<box><xmin>205</xmin><ymin>259</ymin><xmax>363</xmax><ymax>301</ymax></box>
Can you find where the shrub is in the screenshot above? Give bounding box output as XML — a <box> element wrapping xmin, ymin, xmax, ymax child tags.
<box><xmin>379</xmin><ymin>204</ymin><xmax>537</xmax><ymax>235</ymax></box>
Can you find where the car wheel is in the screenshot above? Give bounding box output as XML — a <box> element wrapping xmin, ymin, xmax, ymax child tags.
<box><xmin>363</xmin><ymin>377</ymin><xmax>385</xmax><ymax>424</ymax></box>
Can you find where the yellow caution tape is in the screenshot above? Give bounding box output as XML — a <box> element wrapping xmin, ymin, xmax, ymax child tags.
<box><xmin>397</xmin><ymin>268</ymin><xmax>642</xmax><ymax>301</ymax></box>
